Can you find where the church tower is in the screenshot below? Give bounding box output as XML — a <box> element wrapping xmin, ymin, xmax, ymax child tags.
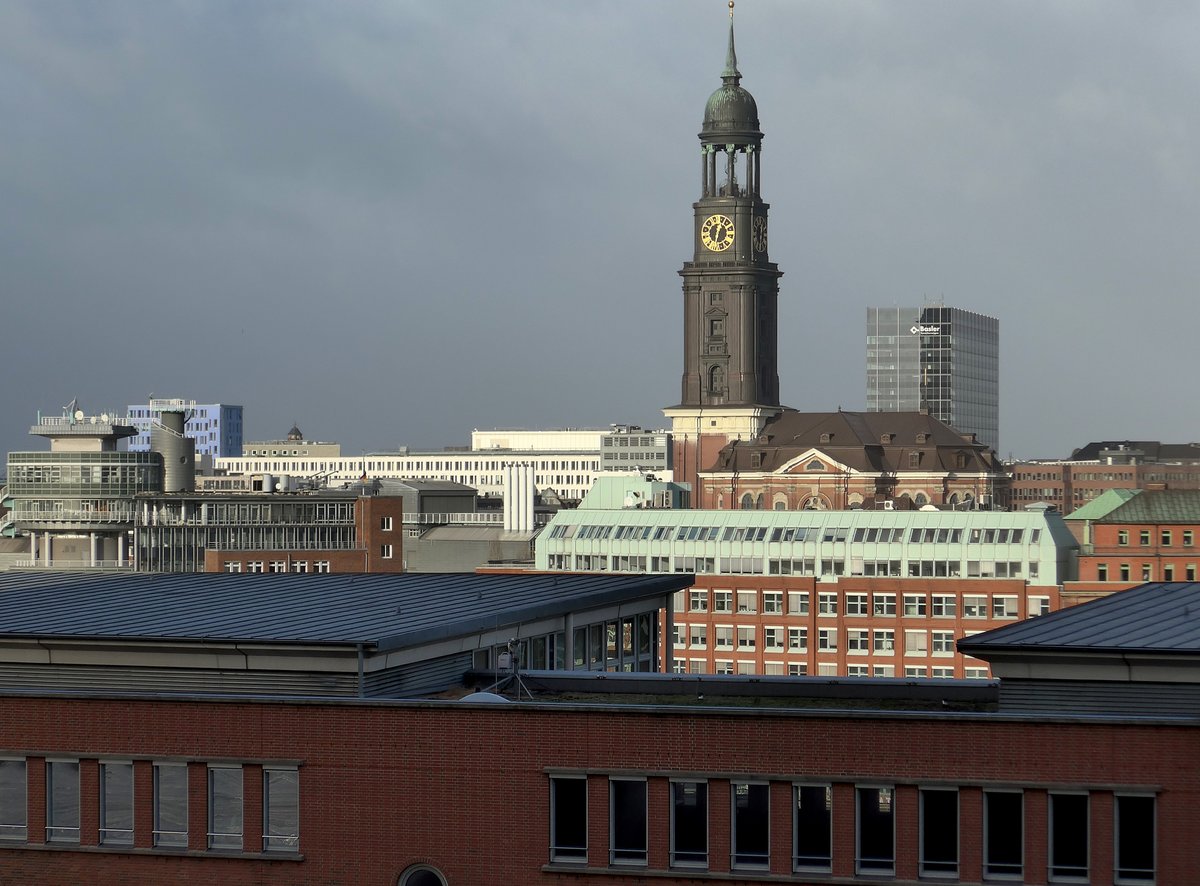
<box><xmin>665</xmin><ymin>4</ymin><xmax>783</xmax><ymax>497</ymax></box>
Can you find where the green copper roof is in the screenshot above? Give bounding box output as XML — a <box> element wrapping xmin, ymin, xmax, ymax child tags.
<box><xmin>1074</xmin><ymin>489</ymin><xmax>1200</xmax><ymax>524</ymax></box>
<box><xmin>1064</xmin><ymin>488</ymin><xmax>1140</xmax><ymax>522</ymax></box>
<box><xmin>722</xmin><ymin>17</ymin><xmax>740</xmax><ymax>82</ymax></box>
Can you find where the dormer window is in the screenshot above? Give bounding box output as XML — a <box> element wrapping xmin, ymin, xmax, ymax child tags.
<box><xmin>820</xmin><ymin>433</ymin><xmax>832</xmax><ymax>444</ymax></box>
<box><xmin>750</xmin><ymin>453</ymin><xmax>762</xmax><ymax>468</ymax></box>
<box><xmin>880</xmin><ymin>434</ymin><xmax>893</xmax><ymax>444</ymax></box>
<box><xmin>916</xmin><ymin>433</ymin><xmax>929</xmax><ymax>444</ymax></box>
<box><xmin>909</xmin><ymin>451</ymin><xmax>922</xmax><ymax>468</ymax></box>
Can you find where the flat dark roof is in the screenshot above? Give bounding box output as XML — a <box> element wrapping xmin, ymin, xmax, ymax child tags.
<box><xmin>0</xmin><ymin>571</ymin><xmax>692</xmax><ymax>653</ymax></box>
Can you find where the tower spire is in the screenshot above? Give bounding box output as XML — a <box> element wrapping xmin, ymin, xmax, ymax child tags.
<box><xmin>722</xmin><ymin>2</ymin><xmax>740</xmax><ymax>83</ymax></box>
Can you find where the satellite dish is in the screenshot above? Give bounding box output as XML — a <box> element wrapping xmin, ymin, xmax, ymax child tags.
<box><xmin>74</xmin><ymin>410</ymin><xmax>85</xmax><ymax>421</ymax></box>
<box><xmin>100</xmin><ymin>413</ymin><xmax>110</xmax><ymax>423</ymax></box>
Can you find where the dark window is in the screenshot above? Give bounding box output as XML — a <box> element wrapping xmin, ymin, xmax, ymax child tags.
<box><xmin>263</xmin><ymin>768</ymin><xmax>299</xmax><ymax>852</ymax></box>
<box><xmin>857</xmin><ymin>787</ymin><xmax>895</xmax><ymax>874</ymax></box>
<box><xmin>610</xmin><ymin>779</ymin><xmax>646</xmax><ymax>864</ymax></box>
<box><xmin>984</xmin><ymin>791</ymin><xmax>1023</xmax><ymax>878</ymax></box>
<box><xmin>100</xmin><ymin>763</ymin><xmax>133</xmax><ymax>846</ymax></box>
<box><xmin>920</xmin><ymin>788</ymin><xmax>958</xmax><ymax>875</ymax></box>
<box><xmin>550</xmin><ymin>777</ymin><xmax>587</xmax><ymax>862</ymax></box>
<box><xmin>1049</xmin><ymin>793</ymin><xmax>1088</xmax><ymax>880</ymax></box>
<box><xmin>793</xmin><ymin>784</ymin><xmax>832</xmax><ymax>871</ymax></box>
<box><xmin>731</xmin><ymin>782</ymin><xmax>770</xmax><ymax>867</ymax></box>
<box><xmin>671</xmin><ymin>781</ymin><xmax>708</xmax><ymax>867</ymax></box>
<box><xmin>46</xmin><ymin>761</ymin><xmax>79</xmax><ymax>843</ymax></box>
<box><xmin>0</xmin><ymin>760</ymin><xmax>27</xmax><ymax>841</ymax></box>
<box><xmin>153</xmin><ymin>763</ymin><xmax>188</xmax><ymax>847</ymax></box>
<box><xmin>208</xmin><ymin>766</ymin><xmax>243</xmax><ymax>850</ymax></box>
<box><xmin>1115</xmin><ymin>795</ymin><xmax>1155</xmax><ymax>882</ymax></box>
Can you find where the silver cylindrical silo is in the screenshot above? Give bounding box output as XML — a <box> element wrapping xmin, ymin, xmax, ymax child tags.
<box><xmin>152</xmin><ymin>409</ymin><xmax>196</xmax><ymax>492</ymax></box>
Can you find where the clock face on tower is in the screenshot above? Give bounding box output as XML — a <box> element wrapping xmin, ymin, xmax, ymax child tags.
<box><xmin>700</xmin><ymin>214</ymin><xmax>735</xmax><ymax>252</ymax></box>
<box><xmin>752</xmin><ymin>215</ymin><xmax>768</xmax><ymax>252</ymax></box>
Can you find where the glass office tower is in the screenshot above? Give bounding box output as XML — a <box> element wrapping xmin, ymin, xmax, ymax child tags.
<box><xmin>866</xmin><ymin>305</ymin><xmax>999</xmax><ymax>453</ymax></box>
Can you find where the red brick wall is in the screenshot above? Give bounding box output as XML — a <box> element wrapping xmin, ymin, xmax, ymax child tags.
<box><xmin>0</xmin><ymin>693</ymin><xmax>1195</xmax><ymax>884</ymax></box>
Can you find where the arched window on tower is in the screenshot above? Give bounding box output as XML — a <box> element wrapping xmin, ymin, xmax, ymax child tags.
<box><xmin>709</xmin><ymin>365</ymin><xmax>726</xmax><ymax>395</ymax></box>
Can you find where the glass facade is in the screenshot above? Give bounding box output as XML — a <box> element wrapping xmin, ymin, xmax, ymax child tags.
<box><xmin>6</xmin><ymin>452</ymin><xmax>163</xmax><ymax>529</ymax></box>
<box><xmin>866</xmin><ymin>306</ymin><xmax>999</xmax><ymax>452</ymax></box>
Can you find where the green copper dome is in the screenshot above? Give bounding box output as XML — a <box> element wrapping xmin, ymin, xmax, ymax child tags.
<box><xmin>700</xmin><ymin>18</ymin><xmax>761</xmax><ymax>142</ymax></box>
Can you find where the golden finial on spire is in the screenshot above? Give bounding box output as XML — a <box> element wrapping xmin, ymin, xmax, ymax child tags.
<box><xmin>729</xmin><ymin>0</ymin><xmax>735</xmax><ymax>19</ymax></box>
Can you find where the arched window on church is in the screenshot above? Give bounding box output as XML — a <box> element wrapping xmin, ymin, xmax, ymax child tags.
<box><xmin>755</xmin><ymin>494</ymin><xmax>765</xmax><ymax>510</ymax></box>
<box><xmin>740</xmin><ymin>493</ymin><xmax>754</xmax><ymax>510</ymax></box>
<box><xmin>914</xmin><ymin>493</ymin><xmax>928</xmax><ymax>506</ymax></box>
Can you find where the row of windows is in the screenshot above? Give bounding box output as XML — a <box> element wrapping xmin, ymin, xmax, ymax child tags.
<box><xmin>554</xmin><ymin>524</ymin><xmax>1039</xmax><ymax>546</ymax></box>
<box><xmin>1116</xmin><ymin>529</ymin><xmax>1194</xmax><ymax>546</ymax></box>
<box><xmin>673</xmin><ymin>623</ymin><xmax>965</xmax><ymax>656</ymax></box>
<box><xmin>674</xmin><ymin>589</ymin><xmax>1049</xmax><ymax>619</ymax></box>
<box><xmin>0</xmin><ymin>759</ymin><xmax>298</xmax><ymax>853</ymax></box>
<box><xmin>550</xmin><ymin>553</ymin><xmax>1042</xmax><ymax>579</ymax></box>
<box><xmin>1096</xmin><ymin>563</ymin><xmax>1198</xmax><ymax>582</ymax></box>
<box><xmin>223</xmin><ymin>560</ymin><xmax>333</xmax><ymax>573</ymax></box>
<box><xmin>668</xmin><ymin>659</ymin><xmax>985</xmax><ymax>678</ymax></box>
<box><xmin>548</xmin><ymin>776</ymin><xmax>1155</xmax><ymax>882</ymax></box>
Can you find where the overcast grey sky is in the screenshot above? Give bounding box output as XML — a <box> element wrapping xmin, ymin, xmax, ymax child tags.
<box><xmin>3</xmin><ymin>0</ymin><xmax>1198</xmax><ymax>463</ymax></box>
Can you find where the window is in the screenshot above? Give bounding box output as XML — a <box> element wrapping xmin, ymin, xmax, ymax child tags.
<box><xmin>764</xmin><ymin>627</ymin><xmax>784</xmax><ymax>651</ymax></box>
<box><xmin>549</xmin><ymin>777</ymin><xmax>587</xmax><ymax>862</ymax></box>
<box><xmin>848</xmin><ymin>629</ymin><xmax>868</xmax><ymax>654</ymax></box>
<box><xmin>269</xmin><ymin>560</ymin><xmax>286</xmax><ymax>573</ymax></box>
<box><xmin>932</xmin><ymin>631</ymin><xmax>955</xmax><ymax>656</ymax></box>
<box><xmin>818</xmin><ymin>593</ymin><xmax>838</xmax><ymax>616</ymax></box>
<box><xmin>1185</xmin><ymin>530</ymin><xmax>1194</xmax><ymax>547</ymax></box>
<box><xmin>984</xmin><ymin>791</ymin><xmax>1023</xmax><ymax>878</ymax></box>
<box><xmin>873</xmin><ymin>629</ymin><xmax>895</xmax><ymax>653</ymax></box>
<box><xmin>1139</xmin><ymin>530</ymin><xmax>1151</xmax><ymax>546</ymax></box>
<box><xmin>993</xmin><ymin>596</ymin><xmax>1018</xmax><ymax>619</ymax></box>
<box><xmin>380</xmin><ymin>516</ymin><xmax>393</xmax><ymax>531</ymax></box>
<box><xmin>963</xmin><ymin>595</ymin><xmax>987</xmax><ymax>618</ymax></box>
<box><xmin>845</xmin><ymin>593</ymin><xmax>868</xmax><ymax>616</ymax></box>
<box><xmin>714</xmin><ymin>660</ymin><xmax>734</xmax><ymax>675</ymax></box>
<box><xmin>46</xmin><ymin>760</ymin><xmax>79</xmax><ymax>843</ymax></box>
<box><xmin>737</xmin><ymin>591</ymin><xmax>757</xmax><ymax>613</ymax></box>
<box><xmin>1029</xmin><ymin>596</ymin><xmax>1050</xmax><ymax>616</ymax></box>
<box><xmin>1097</xmin><ymin>564</ymin><xmax>1109</xmax><ymax>582</ymax></box>
<box><xmin>787</xmin><ymin>591</ymin><xmax>809</xmax><ymax>615</ymax></box>
<box><xmin>788</xmin><ymin>663</ymin><xmax>807</xmax><ymax>676</ymax></box>
<box><xmin>224</xmin><ymin>561</ymin><xmax>242</xmax><ymax>573</ymax></box>
<box><xmin>708</xmin><ymin>590</ymin><xmax>730</xmax><ymax>612</ymax></box>
<box><xmin>857</xmin><ymin>787</ymin><xmax>895</xmax><ymax>875</ymax></box>
<box><xmin>762</xmin><ymin>592</ymin><xmax>783</xmax><ymax>614</ymax></box>
<box><xmin>1049</xmin><ymin>793</ymin><xmax>1088</xmax><ymax>880</ymax></box>
<box><xmin>920</xmin><ymin>788</ymin><xmax>958</xmax><ymax>876</ymax></box>
<box><xmin>610</xmin><ymin>779</ymin><xmax>647</xmax><ymax>864</ymax></box>
<box><xmin>1118</xmin><ymin>530</ymin><xmax>1129</xmax><ymax>545</ymax></box>
<box><xmin>1161</xmin><ymin>530</ymin><xmax>1172</xmax><ymax>546</ymax></box>
<box><xmin>690</xmin><ymin>590</ymin><xmax>709</xmax><ymax>612</ymax></box>
<box><xmin>818</xmin><ymin>628</ymin><xmax>837</xmax><ymax>651</ymax></box>
<box><xmin>671</xmin><ymin>781</ymin><xmax>708</xmax><ymax>867</ymax></box>
<box><xmin>932</xmin><ymin>595</ymin><xmax>956</xmax><ymax>617</ymax></box>
<box><xmin>689</xmin><ymin>625</ymin><xmax>707</xmax><ymax>648</ymax></box>
<box><xmin>100</xmin><ymin>762</ymin><xmax>133</xmax><ymax>846</ymax></box>
<box><xmin>847</xmin><ymin>664</ymin><xmax>869</xmax><ymax>677</ymax></box>
<box><xmin>964</xmin><ymin>666</ymin><xmax>989</xmax><ymax>679</ymax></box>
<box><xmin>1115</xmin><ymin>794</ymin><xmax>1155</xmax><ymax>882</ymax></box>
<box><xmin>873</xmin><ymin>593</ymin><xmax>896</xmax><ymax>616</ymax></box>
<box><xmin>247</xmin><ymin>561</ymin><xmax>264</xmax><ymax>573</ymax></box>
<box><xmin>737</xmin><ymin>626</ymin><xmax>756</xmax><ymax>649</ymax></box>
<box><xmin>731</xmin><ymin>783</ymin><xmax>769</xmax><ymax>868</ymax></box>
<box><xmin>788</xmin><ymin>627</ymin><xmax>808</xmax><ymax>651</ymax></box>
<box><xmin>291</xmin><ymin>561</ymin><xmax>308</xmax><ymax>574</ymax></box>
<box><xmin>905</xmin><ymin>666</ymin><xmax>927</xmax><ymax>677</ymax></box>
<box><xmin>263</xmin><ymin>768</ymin><xmax>299</xmax><ymax>852</ymax></box>
<box><xmin>0</xmin><ymin>760</ymin><xmax>26</xmax><ymax>841</ymax></box>
<box><xmin>905</xmin><ymin>630</ymin><xmax>928</xmax><ymax>655</ymax></box>
<box><xmin>1164</xmin><ymin>565</ymin><xmax>1175</xmax><ymax>581</ymax></box>
<box><xmin>903</xmin><ymin>594</ymin><xmax>926</xmax><ymax>616</ymax></box>
<box><xmin>793</xmin><ymin>784</ymin><xmax>832</xmax><ymax>871</ymax></box>
<box><xmin>208</xmin><ymin>766</ymin><xmax>243</xmax><ymax>850</ymax></box>
<box><xmin>1120</xmin><ymin>563</ymin><xmax>1131</xmax><ymax>581</ymax></box>
<box><xmin>153</xmin><ymin>763</ymin><xmax>188</xmax><ymax>847</ymax></box>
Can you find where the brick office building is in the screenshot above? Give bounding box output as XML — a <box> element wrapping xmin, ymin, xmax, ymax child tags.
<box><xmin>538</xmin><ymin>476</ymin><xmax>1077</xmax><ymax>677</ymax></box>
<box><xmin>1010</xmin><ymin>441</ymin><xmax>1200</xmax><ymax>514</ymax></box>
<box><xmin>0</xmin><ymin>575</ymin><xmax>1193</xmax><ymax>884</ymax></box>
